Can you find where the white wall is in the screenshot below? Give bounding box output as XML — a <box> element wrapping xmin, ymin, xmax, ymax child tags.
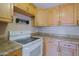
<box><xmin>38</xmin><ymin>26</ymin><xmax>79</xmax><ymax>35</ymax></box>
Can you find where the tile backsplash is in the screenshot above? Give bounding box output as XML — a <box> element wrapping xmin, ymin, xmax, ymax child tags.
<box><xmin>37</xmin><ymin>26</ymin><xmax>79</xmax><ymax>35</ymax></box>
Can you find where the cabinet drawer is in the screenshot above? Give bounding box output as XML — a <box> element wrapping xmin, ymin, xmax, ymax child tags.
<box><xmin>60</xmin><ymin>41</ymin><xmax>77</xmax><ymax>48</ymax></box>
<box><xmin>48</xmin><ymin>39</ymin><xmax>60</xmax><ymax>45</ymax></box>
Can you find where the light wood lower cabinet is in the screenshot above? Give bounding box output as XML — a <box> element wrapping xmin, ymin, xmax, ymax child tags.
<box><xmin>59</xmin><ymin>40</ymin><xmax>78</xmax><ymax>56</ymax></box>
<box><xmin>6</xmin><ymin>49</ymin><xmax>22</xmax><ymax>56</ymax></box>
<box><xmin>46</xmin><ymin>39</ymin><xmax>60</xmax><ymax>56</ymax></box>
<box><xmin>44</xmin><ymin>37</ymin><xmax>78</xmax><ymax>56</ymax></box>
<box><xmin>44</xmin><ymin>37</ymin><xmax>60</xmax><ymax>56</ymax></box>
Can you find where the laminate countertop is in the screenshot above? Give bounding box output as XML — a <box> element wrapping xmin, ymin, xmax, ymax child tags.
<box><xmin>32</xmin><ymin>32</ymin><xmax>79</xmax><ymax>43</ymax></box>
<box><xmin>0</xmin><ymin>38</ymin><xmax>22</xmax><ymax>56</ymax></box>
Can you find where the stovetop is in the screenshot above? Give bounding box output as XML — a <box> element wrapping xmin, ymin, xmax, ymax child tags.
<box><xmin>15</xmin><ymin>37</ymin><xmax>40</xmax><ymax>45</ymax></box>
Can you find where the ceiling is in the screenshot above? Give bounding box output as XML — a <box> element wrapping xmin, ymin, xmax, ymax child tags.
<box><xmin>33</xmin><ymin>3</ymin><xmax>62</xmax><ymax>8</ymax></box>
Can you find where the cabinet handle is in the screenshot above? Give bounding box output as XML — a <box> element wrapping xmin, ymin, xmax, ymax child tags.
<box><xmin>64</xmin><ymin>44</ymin><xmax>71</xmax><ymax>47</ymax></box>
<box><xmin>67</xmin><ymin>45</ymin><xmax>71</xmax><ymax>47</ymax></box>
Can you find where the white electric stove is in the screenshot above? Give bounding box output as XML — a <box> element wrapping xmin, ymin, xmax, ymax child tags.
<box><xmin>9</xmin><ymin>31</ymin><xmax>43</xmax><ymax>56</ymax></box>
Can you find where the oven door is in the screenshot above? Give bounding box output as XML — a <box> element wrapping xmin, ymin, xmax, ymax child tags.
<box><xmin>22</xmin><ymin>41</ymin><xmax>43</xmax><ymax>56</ymax></box>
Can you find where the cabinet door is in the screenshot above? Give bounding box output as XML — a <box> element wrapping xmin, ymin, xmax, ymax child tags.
<box><xmin>73</xmin><ymin>4</ymin><xmax>77</xmax><ymax>25</ymax></box>
<box><xmin>44</xmin><ymin>37</ymin><xmax>60</xmax><ymax>56</ymax></box>
<box><xmin>47</xmin><ymin>39</ymin><xmax>59</xmax><ymax>56</ymax></box>
<box><xmin>14</xmin><ymin>3</ymin><xmax>26</xmax><ymax>12</ymax></box>
<box><xmin>47</xmin><ymin>9</ymin><xmax>53</xmax><ymax>26</ymax></box>
<box><xmin>32</xmin><ymin>6</ymin><xmax>36</xmax><ymax>16</ymax></box>
<box><xmin>76</xmin><ymin>4</ymin><xmax>79</xmax><ymax>25</ymax></box>
<box><xmin>6</xmin><ymin>49</ymin><xmax>22</xmax><ymax>56</ymax></box>
<box><xmin>50</xmin><ymin>6</ymin><xmax>60</xmax><ymax>26</ymax></box>
<box><xmin>27</xmin><ymin>4</ymin><xmax>36</xmax><ymax>16</ymax></box>
<box><xmin>59</xmin><ymin>40</ymin><xmax>77</xmax><ymax>56</ymax></box>
<box><xmin>60</xmin><ymin>4</ymin><xmax>74</xmax><ymax>25</ymax></box>
<box><xmin>0</xmin><ymin>3</ymin><xmax>13</xmax><ymax>22</ymax></box>
<box><xmin>25</xmin><ymin>4</ymin><xmax>32</xmax><ymax>14</ymax></box>
<box><xmin>35</xmin><ymin>9</ymin><xmax>48</xmax><ymax>26</ymax></box>
<box><xmin>15</xmin><ymin>3</ymin><xmax>36</xmax><ymax>16</ymax></box>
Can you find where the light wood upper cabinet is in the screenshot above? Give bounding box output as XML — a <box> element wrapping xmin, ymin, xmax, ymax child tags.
<box><xmin>48</xmin><ymin>6</ymin><xmax>60</xmax><ymax>26</ymax></box>
<box><xmin>26</xmin><ymin>4</ymin><xmax>36</xmax><ymax>16</ymax></box>
<box><xmin>75</xmin><ymin>4</ymin><xmax>79</xmax><ymax>25</ymax></box>
<box><xmin>47</xmin><ymin>3</ymin><xmax>78</xmax><ymax>26</ymax></box>
<box><xmin>35</xmin><ymin>9</ymin><xmax>49</xmax><ymax>26</ymax></box>
<box><xmin>60</xmin><ymin>4</ymin><xmax>75</xmax><ymax>25</ymax></box>
<box><xmin>34</xmin><ymin>6</ymin><xmax>60</xmax><ymax>26</ymax></box>
<box><xmin>0</xmin><ymin>3</ymin><xmax>13</xmax><ymax>22</ymax></box>
<box><xmin>14</xmin><ymin>3</ymin><xmax>26</xmax><ymax>12</ymax></box>
<box><xmin>77</xmin><ymin>4</ymin><xmax>79</xmax><ymax>21</ymax></box>
<box><xmin>34</xmin><ymin>3</ymin><xmax>79</xmax><ymax>26</ymax></box>
<box><xmin>14</xmin><ymin>3</ymin><xmax>36</xmax><ymax>16</ymax></box>
<box><xmin>47</xmin><ymin>9</ymin><xmax>53</xmax><ymax>26</ymax></box>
